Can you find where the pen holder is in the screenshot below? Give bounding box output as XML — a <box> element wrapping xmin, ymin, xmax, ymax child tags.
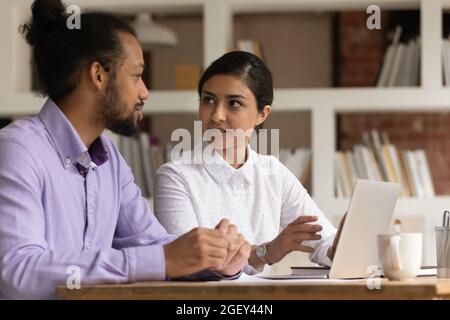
<box><xmin>435</xmin><ymin>226</ymin><xmax>450</xmax><ymax>278</ymax></box>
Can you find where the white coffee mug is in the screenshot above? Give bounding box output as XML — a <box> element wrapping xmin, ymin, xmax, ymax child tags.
<box><xmin>377</xmin><ymin>233</ymin><xmax>422</xmax><ymax>281</ymax></box>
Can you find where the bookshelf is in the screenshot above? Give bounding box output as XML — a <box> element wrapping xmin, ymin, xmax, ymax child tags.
<box><xmin>1</xmin><ymin>0</ymin><xmax>450</xmax><ymax>265</ymax></box>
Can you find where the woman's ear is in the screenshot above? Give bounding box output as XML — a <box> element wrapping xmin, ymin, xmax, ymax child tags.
<box><xmin>88</xmin><ymin>61</ymin><xmax>108</xmax><ymax>91</ymax></box>
<box><xmin>256</xmin><ymin>105</ymin><xmax>272</xmax><ymax>126</ymax></box>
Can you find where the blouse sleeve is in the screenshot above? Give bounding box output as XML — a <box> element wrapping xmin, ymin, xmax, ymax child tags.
<box><xmin>153</xmin><ymin>163</ymin><xmax>199</xmax><ymax>236</ymax></box>
<box><xmin>277</xmin><ymin>159</ymin><xmax>337</xmax><ymax>266</ymax></box>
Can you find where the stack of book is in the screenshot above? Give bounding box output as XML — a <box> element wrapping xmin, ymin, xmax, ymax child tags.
<box><xmin>335</xmin><ymin>130</ymin><xmax>434</xmax><ymax>198</ymax></box>
<box><xmin>279</xmin><ymin>148</ymin><xmax>312</xmax><ymax>186</ymax></box>
<box><xmin>104</xmin><ymin>131</ymin><xmax>170</xmax><ymax>198</ymax></box>
<box><xmin>377</xmin><ymin>25</ymin><xmax>420</xmax><ymax>87</ymax></box>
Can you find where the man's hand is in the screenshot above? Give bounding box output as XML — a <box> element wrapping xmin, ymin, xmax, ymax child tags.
<box><xmin>265</xmin><ymin>215</ymin><xmax>323</xmax><ymax>264</ymax></box>
<box><xmin>163</xmin><ymin>227</ymin><xmax>229</xmax><ymax>278</ymax></box>
<box><xmin>327</xmin><ymin>212</ymin><xmax>347</xmax><ymax>261</ymax></box>
<box><xmin>214</xmin><ymin>219</ymin><xmax>251</xmax><ymax>276</ymax></box>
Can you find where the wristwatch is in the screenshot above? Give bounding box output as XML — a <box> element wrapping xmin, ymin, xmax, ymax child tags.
<box><xmin>255</xmin><ymin>243</ymin><xmax>273</xmax><ymax>265</ymax></box>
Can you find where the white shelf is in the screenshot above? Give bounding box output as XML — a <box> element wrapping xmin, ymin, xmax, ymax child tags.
<box><xmin>274</xmin><ymin>88</ymin><xmax>450</xmax><ymax>112</ymax></box>
<box><xmin>144</xmin><ymin>91</ymin><xmax>198</xmax><ymax>114</ymax></box>
<box><xmin>440</xmin><ymin>0</ymin><xmax>450</xmax><ymax>10</ymax></box>
<box><xmin>227</xmin><ymin>0</ymin><xmax>420</xmax><ymax>13</ymax></box>
<box><xmin>6</xmin><ymin>0</ymin><xmax>204</xmax><ymax>13</ymax></box>
<box><xmin>6</xmin><ymin>87</ymin><xmax>450</xmax><ymax>116</ymax></box>
<box><xmin>8</xmin><ymin>0</ymin><xmax>420</xmax><ymax>11</ymax></box>
<box><xmin>0</xmin><ymin>93</ymin><xmax>44</xmax><ymax>116</ymax></box>
<box><xmin>0</xmin><ymin>91</ymin><xmax>200</xmax><ymax>116</ymax></box>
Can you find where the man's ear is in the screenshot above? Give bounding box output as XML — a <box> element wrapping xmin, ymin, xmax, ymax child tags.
<box><xmin>88</xmin><ymin>61</ymin><xmax>108</xmax><ymax>91</ymax></box>
<box><xmin>255</xmin><ymin>105</ymin><xmax>272</xmax><ymax>126</ymax></box>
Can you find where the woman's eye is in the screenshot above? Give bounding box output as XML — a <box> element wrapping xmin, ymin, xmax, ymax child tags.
<box><xmin>229</xmin><ymin>100</ymin><xmax>242</xmax><ymax>108</ymax></box>
<box><xmin>202</xmin><ymin>96</ymin><xmax>215</xmax><ymax>104</ymax></box>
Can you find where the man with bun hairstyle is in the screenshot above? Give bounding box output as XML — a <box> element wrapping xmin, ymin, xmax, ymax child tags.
<box><xmin>0</xmin><ymin>0</ymin><xmax>250</xmax><ymax>299</ymax></box>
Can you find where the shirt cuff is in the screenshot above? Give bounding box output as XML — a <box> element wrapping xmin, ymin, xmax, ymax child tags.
<box><xmin>309</xmin><ymin>235</ymin><xmax>334</xmax><ymax>267</ymax></box>
<box><xmin>218</xmin><ymin>269</ymin><xmax>242</xmax><ymax>280</ymax></box>
<box><xmin>171</xmin><ymin>269</ymin><xmax>242</xmax><ymax>281</ymax></box>
<box><xmin>126</xmin><ymin>245</ymin><xmax>166</xmax><ymax>282</ymax></box>
<box><xmin>202</xmin><ymin>269</ymin><xmax>242</xmax><ymax>281</ymax></box>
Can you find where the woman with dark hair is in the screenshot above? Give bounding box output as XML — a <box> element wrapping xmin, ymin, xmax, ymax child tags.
<box><xmin>155</xmin><ymin>51</ymin><xmax>342</xmax><ymax>273</ymax></box>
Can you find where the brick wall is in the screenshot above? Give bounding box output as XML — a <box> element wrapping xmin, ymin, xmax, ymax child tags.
<box><xmin>337</xmin><ymin>12</ymin><xmax>386</xmax><ymax>87</ymax></box>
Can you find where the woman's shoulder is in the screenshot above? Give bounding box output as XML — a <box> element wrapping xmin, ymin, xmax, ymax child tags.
<box><xmin>250</xmin><ymin>149</ymin><xmax>284</xmax><ymax>171</ymax></box>
<box><xmin>156</xmin><ymin>150</ymin><xmax>203</xmax><ymax>178</ymax></box>
<box><xmin>251</xmin><ymin>149</ymin><xmax>304</xmax><ymax>185</ymax></box>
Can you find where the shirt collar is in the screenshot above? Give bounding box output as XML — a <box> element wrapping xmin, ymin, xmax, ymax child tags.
<box><xmin>38</xmin><ymin>98</ymin><xmax>108</xmax><ymax>170</ymax></box>
<box><xmin>202</xmin><ymin>143</ymin><xmax>255</xmax><ymax>185</ymax></box>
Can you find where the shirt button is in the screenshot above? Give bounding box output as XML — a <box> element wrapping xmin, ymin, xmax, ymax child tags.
<box><xmin>65</xmin><ymin>157</ymin><xmax>71</xmax><ymax>165</ymax></box>
<box><xmin>82</xmin><ymin>154</ymin><xmax>91</xmax><ymax>166</ymax></box>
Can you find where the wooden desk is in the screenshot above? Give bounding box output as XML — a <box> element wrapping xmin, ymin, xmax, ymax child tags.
<box><xmin>57</xmin><ymin>277</ymin><xmax>450</xmax><ymax>300</ymax></box>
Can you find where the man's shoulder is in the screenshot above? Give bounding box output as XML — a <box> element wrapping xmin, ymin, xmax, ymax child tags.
<box><xmin>0</xmin><ymin>116</ymin><xmax>45</xmax><ymax>152</ymax></box>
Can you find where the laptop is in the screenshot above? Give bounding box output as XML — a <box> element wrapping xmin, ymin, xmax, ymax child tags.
<box><xmin>289</xmin><ymin>179</ymin><xmax>401</xmax><ymax>279</ymax></box>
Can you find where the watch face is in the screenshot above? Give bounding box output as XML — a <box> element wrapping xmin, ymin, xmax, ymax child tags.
<box><xmin>256</xmin><ymin>245</ymin><xmax>265</xmax><ymax>258</ymax></box>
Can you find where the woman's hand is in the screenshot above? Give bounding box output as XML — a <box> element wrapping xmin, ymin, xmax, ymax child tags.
<box><xmin>327</xmin><ymin>212</ymin><xmax>347</xmax><ymax>261</ymax></box>
<box><xmin>265</xmin><ymin>215</ymin><xmax>323</xmax><ymax>264</ymax></box>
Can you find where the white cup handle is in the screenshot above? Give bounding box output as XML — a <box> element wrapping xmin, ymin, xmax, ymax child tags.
<box><xmin>389</xmin><ymin>235</ymin><xmax>403</xmax><ymax>271</ymax></box>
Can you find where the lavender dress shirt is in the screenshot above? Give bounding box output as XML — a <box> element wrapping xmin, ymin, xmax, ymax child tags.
<box><xmin>0</xmin><ymin>99</ymin><xmax>232</xmax><ymax>299</ymax></box>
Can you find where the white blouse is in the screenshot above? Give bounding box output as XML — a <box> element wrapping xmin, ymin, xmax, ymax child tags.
<box><xmin>154</xmin><ymin>145</ymin><xmax>337</xmax><ymax>267</ymax></box>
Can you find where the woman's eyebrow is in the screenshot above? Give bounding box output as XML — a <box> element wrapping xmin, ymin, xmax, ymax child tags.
<box><xmin>202</xmin><ymin>90</ymin><xmax>216</xmax><ymax>98</ymax></box>
<box><xmin>227</xmin><ymin>94</ymin><xmax>248</xmax><ymax>100</ymax></box>
<box><xmin>202</xmin><ymin>91</ymin><xmax>247</xmax><ymax>100</ymax></box>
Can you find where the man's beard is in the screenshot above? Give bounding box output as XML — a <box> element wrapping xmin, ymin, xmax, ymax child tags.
<box><xmin>102</xmin><ymin>79</ymin><xmax>141</xmax><ymax>137</ymax></box>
